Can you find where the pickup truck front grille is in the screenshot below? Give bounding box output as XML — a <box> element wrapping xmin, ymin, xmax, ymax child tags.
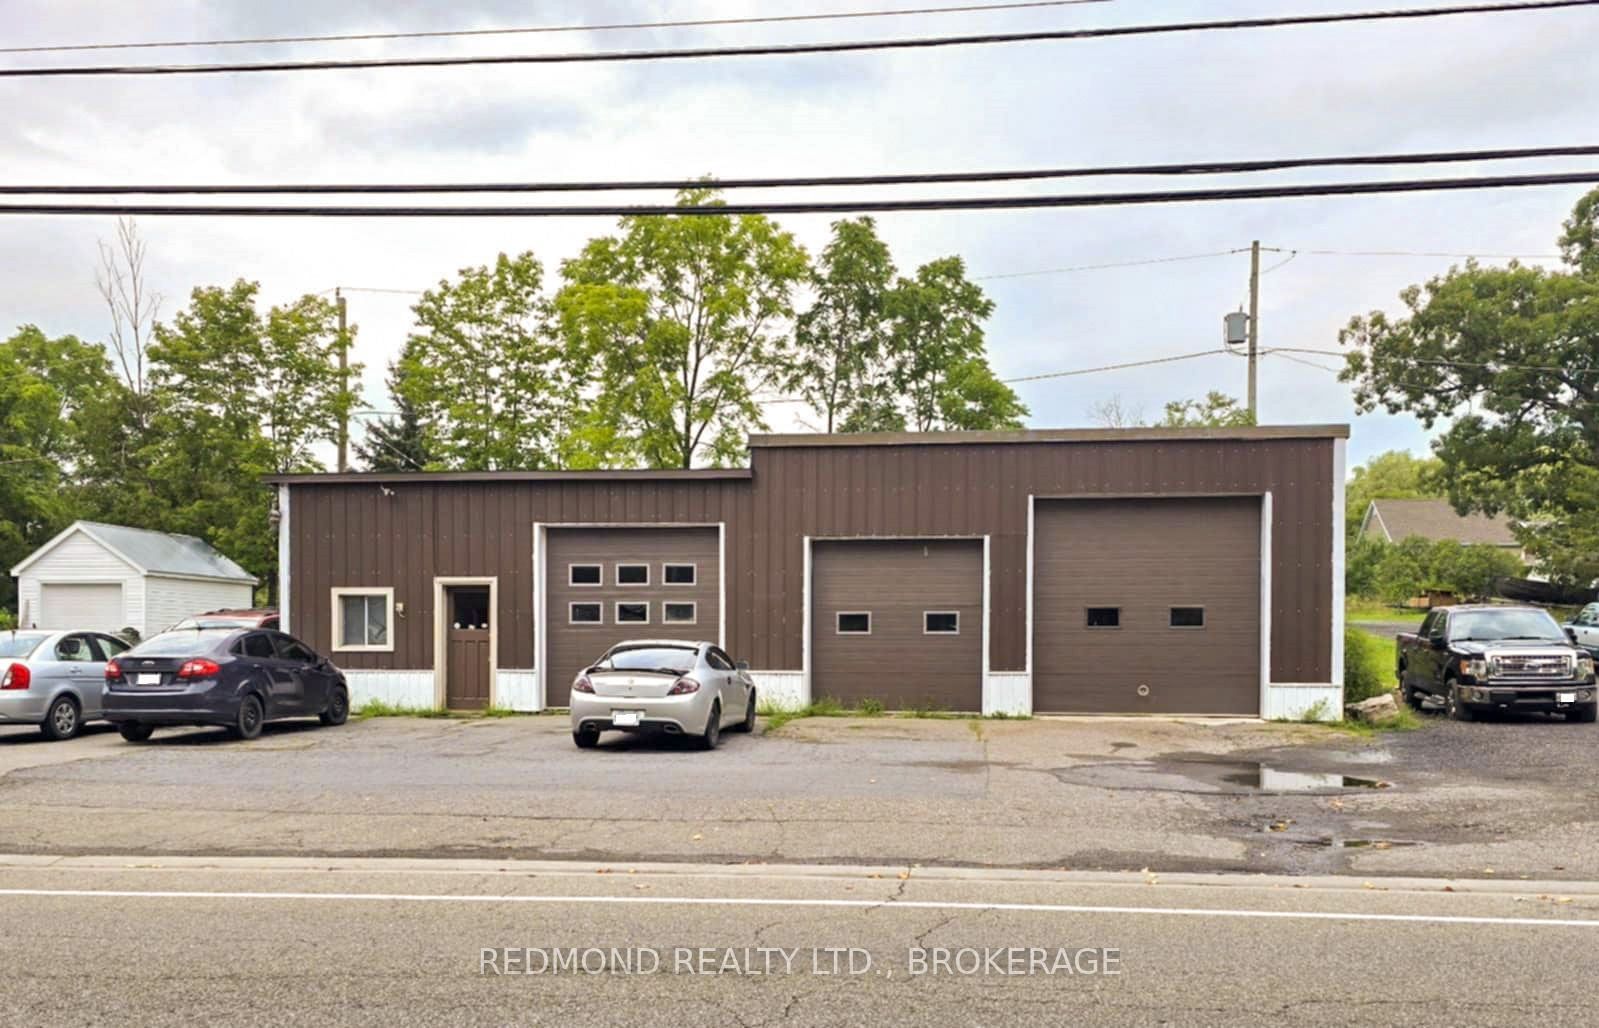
<box><xmin>1489</xmin><ymin>654</ymin><xmax>1573</xmax><ymax>680</ymax></box>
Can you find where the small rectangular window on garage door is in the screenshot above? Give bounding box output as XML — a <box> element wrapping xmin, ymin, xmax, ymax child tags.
<box><xmin>924</xmin><ymin>612</ymin><xmax>959</xmax><ymax>635</ymax></box>
<box><xmin>616</xmin><ymin>602</ymin><xmax>650</xmax><ymax>625</ymax></box>
<box><xmin>569</xmin><ymin>564</ymin><xmax>602</xmax><ymax>587</ymax></box>
<box><xmin>616</xmin><ymin>564</ymin><xmax>650</xmax><ymax>586</ymax></box>
<box><xmin>569</xmin><ymin>602</ymin><xmax>603</xmax><ymax>625</ymax></box>
<box><xmin>663</xmin><ymin>563</ymin><xmax>697</xmax><ymax>586</ymax></box>
<box><xmin>836</xmin><ymin>612</ymin><xmax>871</xmax><ymax>635</ymax></box>
<box><xmin>1086</xmin><ymin>607</ymin><xmax>1121</xmax><ymax>629</ymax></box>
<box><xmin>663</xmin><ymin>602</ymin><xmax>697</xmax><ymax>625</ymax></box>
<box><xmin>1170</xmin><ymin>607</ymin><xmax>1206</xmax><ymax>629</ymax></box>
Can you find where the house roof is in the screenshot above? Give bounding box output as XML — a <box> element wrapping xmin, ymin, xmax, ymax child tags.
<box><xmin>9</xmin><ymin>521</ymin><xmax>257</xmax><ymax>583</ymax></box>
<box><xmin>1363</xmin><ymin>499</ymin><xmax>1518</xmax><ymax>547</ymax></box>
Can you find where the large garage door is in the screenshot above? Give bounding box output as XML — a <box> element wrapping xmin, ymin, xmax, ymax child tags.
<box><xmin>39</xmin><ymin>583</ymin><xmax>124</xmax><ymax>631</ymax></box>
<box><xmin>811</xmin><ymin>539</ymin><xmax>983</xmax><ymax>712</ymax></box>
<box><xmin>1033</xmin><ymin>497</ymin><xmax>1261</xmax><ymax>715</ymax></box>
<box><xmin>545</xmin><ymin>527</ymin><xmax>720</xmax><ymax>706</ymax></box>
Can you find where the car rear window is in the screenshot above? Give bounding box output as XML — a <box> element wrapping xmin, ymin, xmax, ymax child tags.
<box><xmin>129</xmin><ymin>629</ymin><xmax>237</xmax><ymax>656</ymax></box>
<box><xmin>0</xmin><ymin>633</ymin><xmax>49</xmax><ymax>658</ymax></box>
<box><xmin>604</xmin><ymin>646</ymin><xmax>697</xmax><ymax>673</ymax></box>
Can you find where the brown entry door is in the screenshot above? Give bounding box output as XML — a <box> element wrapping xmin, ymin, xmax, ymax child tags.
<box><xmin>445</xmin><ymin>587</ymin><xmax>492</xmax><ymax>710</ymax></box>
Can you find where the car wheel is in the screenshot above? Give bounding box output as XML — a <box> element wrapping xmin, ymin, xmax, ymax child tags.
<box><xmin>699</xmin><ymin>702</ymin><xmax>722</xmax><ymax>750</ymax></box>
<box><xmin>731</xmin><ymin>688</ymin><xmax>758</xmax><ymax>733</ymax></box>
<box><xmin>1401</xmin><ymin>684</ymin><xmax>1424</xmax><ymax>710</ymax></box>
<box><xmin>118</xmin><ymin>722</ymin><xmax>155</xmax><ymax>743</ymax></box>
<box><xmin>1568</xmin><ymin>705</ymin><xmax>1598</xmax><ymax>724</ymax></box>
<box><xmin>1446</xmin><ymin>683</ymin><xmax>1475</xmax><ymax>722</ymax></box>
<box><xmin>232</xmin><ymin>695</ymin><xmax>265</xmax><ymax>740</ymax></box>
<box><xmin>320</xmin><ymin>687</ymin><xmax>350</xmax><ymax>726</ymax></box>
<box><xmin>40</xmin><ymin>696</ymin><xmax>80</xmax><ymax>741</ymax></box>
<box><xmin>573</xmin><ymin>727</ymin><xmax>600</xmax><ymax>749</ymax></box>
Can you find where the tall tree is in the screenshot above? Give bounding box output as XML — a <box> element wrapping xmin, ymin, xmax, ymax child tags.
<box><xmin>95</xmin><ymin>217</ymin><xmax>160</xmax><ymax>417</ymax></box>
<box><xmin>557</xmin><ymin>189</ymin><xmax>810</xmax><ymax>468</ymax></box>
<box><xmin>783</xmin><ymin>218</ymin><xmax>897</xmax><ymax>433</ymax></box>
<box><xmin>356</xmin><ymin>338</ymin><xmax>435</xmax><ymax>472</ymax></box>
<box><xmin>1158</xmin><ymin>391</ymin><xmax>1256</xmax><ymax>428</ymax></box>
<box><xmin>1344</xmin><ymin>450</ymin><xmax>1444</xmax><ymax>540</ymax></box>
<box><xmin>400</xmin><ymin>252</ymin><xmax>573</xmax><ymax>471</ymax></box>
<box><xmin>1086</xmin><ymin>395</ymin><xmax>1147</xmax><ymax>428</ymax></box>
<box><xmin>1341</xmin><ymin>187</ymin><xmax>1599</xmax><ymax>584</ymax></box>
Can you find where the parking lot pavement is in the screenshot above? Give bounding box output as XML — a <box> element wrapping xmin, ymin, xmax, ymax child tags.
<box><xmin>1</xmin><ymin>712</ymin><xmax>1597</xmax><ymax>880</ymax></box>
<box><xmin>3</xmin><ymin>856</ymin><xmax>1597</xmax><ymax>1027</ymax></box>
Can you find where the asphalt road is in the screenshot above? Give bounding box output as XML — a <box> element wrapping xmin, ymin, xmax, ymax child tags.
<box><xmin>3</xmin><ymin>855</ymin><xmax>1597</xmax><ymax>1027</ymax></box>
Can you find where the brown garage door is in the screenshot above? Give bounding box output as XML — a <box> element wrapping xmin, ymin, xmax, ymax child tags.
<box><xmin>1033</xmin><ymin>497</ymin><xmax>1261</xmax><ymax>715</ymax></box>
<box><xmin>545</xmin><ymin>527</ymin><xmax>720</xmax><ymax>706</ymax></box>
<box><xmin>811</xmin><ymin>539</ymin><xmax>983</xmax><ymax>712</ymax></box>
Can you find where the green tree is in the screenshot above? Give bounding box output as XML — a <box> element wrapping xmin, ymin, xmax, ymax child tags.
<box><xmin>1373</xmin><ymin>536</ymin><xmax>1435</xmax><ymax>605</ymax></box>
<box><xmin>1345</xmin><ymin>450</ymin><xmax>1444</xmax><ymax>542</ymax></box>
<box><xmin>1341</xmin><ymin>187</ymin><xmax>1599</xmax><ymax>584</ymax></box>
<box><xmin>356</xmin><ymin>339</ymin><xmax>434</xmax><ymax>472</ymax></box>
<box><xmin>401</xmin><ymin>252</ymin><xmax>574</xmax><ymax>471</ymax></box>
<box><xmin>783</xmin><ymin>218</ymin><xmax>897</xmax><ymax>433</ymax></box>
<box><xmin>556</xmin><ymin>190</ymin><xmax>810</xmax><ymax>467</ymax></box>
<box><xmin>1158</xmin><ymin>391</ymin><xmax>1256</xmax><ymax>428</ymax></box>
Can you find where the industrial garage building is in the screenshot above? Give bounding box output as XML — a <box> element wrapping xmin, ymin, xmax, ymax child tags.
<box><xmin>270</xmin><ymin>425</ymin><xmax>1347</xmax><ymax>719</ymax></box>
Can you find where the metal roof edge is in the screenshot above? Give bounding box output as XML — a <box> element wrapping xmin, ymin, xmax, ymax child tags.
<box><xmin>265</xmin><ymin>468</ymin><xmax>755</xmax><ymax>485</ymax></box>
<box><xmin>748</xmin><ymin>424</ymin><xmax>1352</xmax><ymax>448</ymax></box>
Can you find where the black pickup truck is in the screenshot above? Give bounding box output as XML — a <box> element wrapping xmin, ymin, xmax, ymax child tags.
<box><xmin>1397</xmin><ymin>605</ymin><xmax>1597</xmax><ymax>722</ymax></box>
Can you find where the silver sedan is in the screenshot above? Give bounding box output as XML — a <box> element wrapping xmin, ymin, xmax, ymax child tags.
<box><xmin>0</xmin><ymin>629</ymin><xmax>132</xmax><ymax>740</ymax></box>
<box><xmin>570</xmin><ymin>640</ymin><xmax>757</xmax><ymax>749</ymax></box>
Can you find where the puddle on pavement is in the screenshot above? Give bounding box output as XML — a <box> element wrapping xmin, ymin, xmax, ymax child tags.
<box><xmin>1051</xmin><ymin>758</ymin><xmax>1394</xmax><ymax>794</ymax></box>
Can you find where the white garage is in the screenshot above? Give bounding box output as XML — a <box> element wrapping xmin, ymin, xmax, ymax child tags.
<box><xmin>10</xmin><ymin>521</ymin><xmax>257</xmax><ymax>637</ymax></box>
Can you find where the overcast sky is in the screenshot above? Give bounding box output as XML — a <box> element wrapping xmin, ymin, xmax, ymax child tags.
<box><xmin>3</xmin><ymin>0</ymin><xmax>1595</xmax><ymax>468</ymax></box>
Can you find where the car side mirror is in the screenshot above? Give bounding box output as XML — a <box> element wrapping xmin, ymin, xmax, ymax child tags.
<box><xmin>1567</xmin><ymin>627</ymin><xmax>1580</xmax><ymax>644</ymax></box>
<box><xmin>736</xmin><ymin>660</ymin><xmax>750</xmax><ymax>672</ymax></box>
<box><xmin>1431</xmin><ymin>636</ymin><xmax>1448</xmax><ymax>651</ymax></box>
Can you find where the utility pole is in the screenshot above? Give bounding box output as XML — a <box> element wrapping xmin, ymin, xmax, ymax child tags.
<box><xmin>336</xmin><ymin>288</ymin><xmax>349</xmax><ymax>473</ymax></box>
<box><xmin>1247</xmin><ymin>240</ymin><xmax>1261</xmax><ymax>422</ymax></box>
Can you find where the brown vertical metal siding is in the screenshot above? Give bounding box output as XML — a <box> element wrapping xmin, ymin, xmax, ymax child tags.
<box><xmin>287</xmin><ymin>436</ymin><xmax>1334</xmax><ymax>686</ymax></box>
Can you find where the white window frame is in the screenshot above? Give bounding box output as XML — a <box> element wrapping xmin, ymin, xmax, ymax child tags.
<box><xmin>615</xmin><ymin>563</ymin><xmax>651</xmax><ymax>587</ymax></box>
<box><xmin>1085</xmin><ymin>606</ymin><xmax>1122</xmax><ymax>630</ymax></box>
<box><xmin>662</xmin><ymin>601</ymin><xmax>698</xmax><ymax>626</ymax></box>
<box><xmin>923</xmin><ymin>611</ymin><xmax>961</xmax><ymax>635</ymax></box>
<box><xmin>568</xmin><ymin>601</ymin><xmax>604</xmax><ymax>626</ymax></box>
<box><xmin>836</xmin><ymin>611</ymin><xmax>872</xmax><ymax>636</ymax></box>
<box><xmin>331</xmin><ymin>587</ymin><xmax>395</xmax><ymax>653</ymax></box>
<box><xmin>568</xmin><ymin>564</ymin><xmax>604</xmax><ymax>588</ymax></box>
<box><xmin>615</xmin><ymin>601</ymin><xmax>651</xmax><ymax>626</ymax></box>
<box><xmin>1169</xmin><ymin>606</ymin><xmax>1207</xmax><ymax>629</ymax></box>
<box><xmin>662</xmin><ymin>563</ymin><xmax>698</xmax><ymax>587</ymax></box>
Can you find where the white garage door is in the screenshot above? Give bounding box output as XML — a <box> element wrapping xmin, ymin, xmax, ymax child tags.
<box><xmin>38</xmin><ymin>583</ymin><xmax>124</xmax><ymax>631</ymax></box>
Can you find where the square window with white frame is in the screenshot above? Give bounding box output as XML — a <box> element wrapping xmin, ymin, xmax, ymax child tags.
<box><xmin>836</xmin><ymin>612</ymin><xmax>871</xmax><ymax>635</ymax></box>
<box><xmin>616</xmin><ymin>602</ymin><xmax>650</xmax><ymax>625</ymax></box>
<box><xmin>616</xmin><ymin>564</ymin><xmax>650</xmax><ymax>586</ymax></box>
<box><xmin>924</xmin><ymin>611</ymin><xmax>960</xmax><ymax>635</ymax></box>
<box><xmin>569</xmin><ymin>564</ymin><xmax>603</xmax><ymax>587</ymax></box>
<box><xmin>663</xmin><ymin>563</ymin><xmax>697</xmax><ymax>586</ymax></box>
<box><xmin>569</xmin><ymin>602</ymin><xmax>603</xmax><ymax>625</ymax></box>
<box><xmin>333</xmin><ymin>588</ymin><xmax>394</xmax><ymax>651</ymax></box>
<box><xmin>663</xmin><ymin>601</ymin><xmax>697</xmax><ymax>625</ymax></box>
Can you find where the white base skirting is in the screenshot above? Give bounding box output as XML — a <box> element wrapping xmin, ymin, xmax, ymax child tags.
<box><xmin>344</xmin><ymin>670</ymin><xmax>434</xmax><ymax>711</ymax></box>
<box><xmin>1263</xmin><ymin>683</ymin><xmax>1344</xmax><ymax>722</ymax></box>
<box><xmin>749</xmin><ymin>671</ymin><xmax>806</xmax><ymax>710</ymax></box>
<box><xmin>495</xmin><ymin>669</ymin><xmax>540</xmax><ymax>712</ymax></box>
<box><xmin>984</xmin><ymin>672</ymin><xmax>1032</xmax><ymax>717</ymax></box>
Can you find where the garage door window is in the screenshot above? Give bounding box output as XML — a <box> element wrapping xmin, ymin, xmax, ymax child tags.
<box><xmin>616</xmin><ymin>602</ymin><xmax>650</xmax><ymax>625</ymax></box>
<box><xmin>663</xmin><ymin>602</ymin><xmax>697</xmax><ymax>625</ymax></box>
<box><xmin>569</xmin><ymin>602</ymin><xmax>603</xmax><ymax>625</ymax></box>
<box><xmin>332</xmin><ymin>588</ymin><xmax>394</xmax><ymax>652</ymax></box>
<box><xmin>569</xmin><ymin>564</ymin><xmax>602</xmax><ymax>587</ymax></box>
<box><xmin>616</xmin><ymin>564</ymin><xmax>650</xmax><ymax>586</ymax></box>
<box><xmin>924</xmin><ymin>612</ymin><xmax>960</xmax><ymax>635</ymax></box>
<box><xmin>1170</xmin><ymin>607</ymin><xmax>1206</xmax><ymax>629</ymax></box>
<box><xmin>1086</xmin><ymin>607</ymin><xmax>1121</xmax><ymax>629</ymax></box>
<box><xmin>836</xmin><ymin>612</ymin><xmax>871</xmax><ymax>635</ymax></box>
<box><xmin>663</xmin><ymin>564</ymin><xmax>697</xmax><ymax>586</ymax></box>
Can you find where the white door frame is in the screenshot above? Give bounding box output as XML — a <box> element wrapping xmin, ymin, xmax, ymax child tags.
<box><xmin>533</xmin><ymin>522</ymin><xmax>727</xmax><ymax>710</ymax></box>
<box><xmin>433</xmin><ymin>576</ymin><xmax>498</xmax><ymax>710</ymax></box>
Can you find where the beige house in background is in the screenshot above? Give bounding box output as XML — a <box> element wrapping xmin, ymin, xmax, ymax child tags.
<box><xmin>1359</xmin><ymin>498</ymin><xmax>1520</xmax><ymax>551</ymax></box>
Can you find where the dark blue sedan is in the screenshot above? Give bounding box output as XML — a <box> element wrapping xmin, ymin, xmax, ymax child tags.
<box><xmin>104</xmin><ymin>627</ymin><xmax>350</xmax><ymax>742</ymax></box>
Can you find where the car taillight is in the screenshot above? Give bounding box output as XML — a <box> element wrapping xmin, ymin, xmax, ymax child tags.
<box><xmin>667</xmin><ymin>676</ymin><xmax>700</xmax><ymax>696</ymax></box>
<box><xmin>105</xmin><ymin>660</ymin><xmax>122</xmax><ymax>680</ymax></box>
<box><xmin>573</xmin><ymin>674</ymin><xmax>595</xmax><ymax>694</ymax></box>
<box><xmin>177</xmin><ymin>659</ymin><xmax>221</xmax><ymax>679</ymax></box>
<box><xmin>1</xmin><ymin>663</ymin><xmax>29</xmax><ymax>690</ymax></box>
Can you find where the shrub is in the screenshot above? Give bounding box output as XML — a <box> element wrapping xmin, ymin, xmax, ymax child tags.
<box><xmin>1344</xmin><ymin>627</ymin><xmax>1394</xmax><ymax>704</ymax></box>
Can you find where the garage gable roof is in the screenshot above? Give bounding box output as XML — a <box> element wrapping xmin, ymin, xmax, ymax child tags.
<box><xmin>1362</xmin><ymin>499</ymin><xmax>1518</xmax><ymax>548</ymax></box>
<box><xmin>10</xmin><ymin>521</ymin><xmax>257</xmax><ymax>583</ymax></box>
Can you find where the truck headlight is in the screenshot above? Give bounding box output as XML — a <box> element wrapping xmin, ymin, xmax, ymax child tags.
<box><xmin>1463</xmin><ymin>657</ymin><xmax>1489</xmax><ymax>680</ymax></box>
<box><xmin>1578</xmin><ymin>654</ymin><xmax>1595</xmax><ymax>680</ymax></box>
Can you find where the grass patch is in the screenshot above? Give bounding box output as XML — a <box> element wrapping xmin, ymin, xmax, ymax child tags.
<box><xmin>354</xmin><ymin>700</ymin><xmax>535</xmax><ymax>721</ymax></box>
<box><xmin>1346</xmin><ymin>627</ymin><xmax>1400</xmax><ymax>702</ymax></box>
<box><xmin>1345</xmin><ymin>598</ymin><xmax>1425</xmax><ymax>624</ymax></box>
<box><xmin>985</xmin><ymin>711</ymin><xmax>1032</xmax><ymax>721</ymax></box>
<box><xmin>1322</xmin><ymin>705</ymin><xmax>1425</xmax><ymax>737</ymax></box>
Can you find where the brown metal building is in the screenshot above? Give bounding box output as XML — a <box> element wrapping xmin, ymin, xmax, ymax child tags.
<box><xmin>270</xmin><ymin>425</ymin><xmax>1348</xmax><ymax>719</ymax></box>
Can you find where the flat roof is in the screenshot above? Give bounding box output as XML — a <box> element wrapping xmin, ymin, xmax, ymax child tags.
<box><xmin>265</xmin><ymin>468</ymin><xmax>753</xmax><ymax>485</ymax></box>
<box><xmin>749</xmin><ymin>424</ymin><xmax>1350</xmax><ymax>448</ymax></box>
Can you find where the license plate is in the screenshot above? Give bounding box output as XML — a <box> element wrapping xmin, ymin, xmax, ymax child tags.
<box><xmin>611</xmin><ymin>710</ymin><xmax>642</xmax><ymax>727</ymax></box>
<box><xmin>1558</xmin><ymin>692</ymin><xmax>1577</xmax><ymax>704</ymax></box>
<box><xmin>136</xmin><ymin>673</ymin><xmax>162</xmax><ymax>686</ymax></box>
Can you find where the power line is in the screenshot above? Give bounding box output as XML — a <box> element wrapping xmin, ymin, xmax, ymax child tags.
<box><xmin>0</xmin><ymin>1</ymin><xmax>1115</xmax><ymax>55</ymax></box>
<box><xmin>1003</xmin><ymin>349</ymin><xmax>1229</xmax><ymax>384</ymax></box>
<box><xmin>6</xmin><ymin>169</ymin><xmax>1598</xmax><ymax>217</ymax></box>
<box><xmin>13</xmin><ymin>144</ymin><xmax>1599</xmax><ymax>195</ymax></box>
<box><xmin>3</xmin><ymin>1</ymin><xmax>1590</xmax><ymax>78</ymax></box>
<box><xmin>976</xmin><ymin>249</ymin><xmax>1248</xmax><ymax>280</ymax></box>
<box><xmin>1290</xmin><ymin>247</ymin><xmax>1566</xmax><ymax>259</ymax></box>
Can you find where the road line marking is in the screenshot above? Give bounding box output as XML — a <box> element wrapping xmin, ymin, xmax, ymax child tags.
<box><xmin>0</xmin><ymin>888</ymin><xmax>1595</xmax><ymax>928</ymax></box>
